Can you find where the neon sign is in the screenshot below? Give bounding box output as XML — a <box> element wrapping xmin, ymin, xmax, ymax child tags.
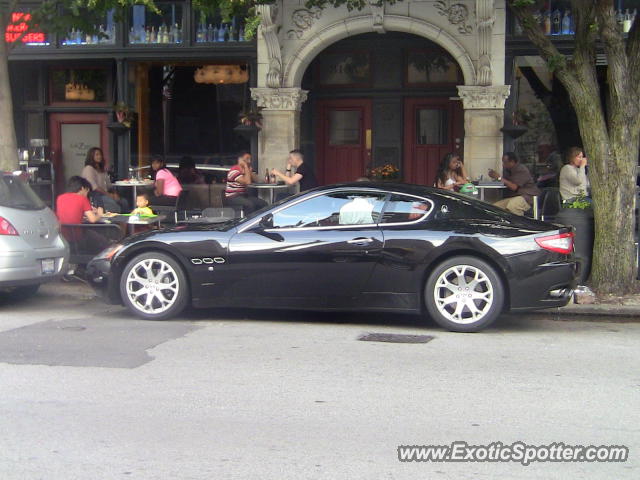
<box><xmin>5</xmin><ymin>12</ymin><xmax>47</xmax><ymax>43</ymax></box>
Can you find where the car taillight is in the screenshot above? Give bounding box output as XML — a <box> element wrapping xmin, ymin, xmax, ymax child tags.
<box><xmin>0</xmin><ymin>217</ymin><xmax>18</xmax><ymax>236</ymax></box>
<box><xmin>535</xmin><ymin>232</ymin><xmax>574</xmax><ymax>254</ymax></box>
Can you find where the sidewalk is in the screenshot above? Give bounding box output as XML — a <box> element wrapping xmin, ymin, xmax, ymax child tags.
<box><xmin>532</xmin><ymin>292</ymin><xmax>640</xmax><ymax>318</ymax></box>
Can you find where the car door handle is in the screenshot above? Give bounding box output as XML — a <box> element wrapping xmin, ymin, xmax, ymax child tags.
<box><xmin>347</xmin><ymin>237</ymin><xmax>374</xmax><ymax>246</ymax></box>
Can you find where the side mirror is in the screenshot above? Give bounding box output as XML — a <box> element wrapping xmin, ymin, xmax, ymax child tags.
<box><xmin>259</xmin><ymin>213</ymin><xmax>274</xmax><ymax>229</ymax></box>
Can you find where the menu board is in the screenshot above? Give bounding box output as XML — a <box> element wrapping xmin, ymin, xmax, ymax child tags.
<box><xmin>60</xmin><ymin>124</ymin><xmax>101</xmax><ymax>183</ymax></box>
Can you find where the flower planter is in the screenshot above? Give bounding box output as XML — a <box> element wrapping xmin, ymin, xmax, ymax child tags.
<box><xmin>233</xmin><ymin>124</ymin><xmax>260</xmax><ymax>140</ymax></box>
<box><xmin>556</xmin><ymin>207</ymin><xmax>594</xmax><ymax>283</ymax></box>
<box><xmin>107</xmin><ymin>122</ymin><xmax>130</xmax><ymax>135</ymax></box>
<box><xmin>500</xmin><ymin>124</ymin><xmax>528</xmax><ymax>139</ymax></box>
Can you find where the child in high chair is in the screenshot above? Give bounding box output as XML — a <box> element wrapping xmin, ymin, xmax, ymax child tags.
<box><xmin>131</xmin><ymin>193</ymin><xmax>154</xmax><ymax>216</ymax></box>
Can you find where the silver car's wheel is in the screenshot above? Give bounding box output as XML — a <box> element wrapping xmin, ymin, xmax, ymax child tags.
<box><xmin>425</xmin><ymin>256</ymin><xmax>504</xmax><ymax>332</ymax></box>
<box><xmin>120</xmin><ymin>252</ymin><xmax>188</xmax><ymax>320</ymax></box>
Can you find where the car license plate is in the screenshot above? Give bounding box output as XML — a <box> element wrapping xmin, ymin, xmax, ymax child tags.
<box><xmin>41</xmin><ymin>258</ymin><xmax>55</xmax><ymax>275</ymax></box>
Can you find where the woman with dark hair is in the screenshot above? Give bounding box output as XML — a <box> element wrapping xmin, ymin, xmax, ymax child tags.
<box><xmin>435</xmin><ymin>153</ymin><xmax>469</xmax><ymax>190</ymax></box>
<box><xmin>151</xmin><ymin>155</ymin><xmax>183</xmax><ymax>206</ymax></box>
<box><xmin>80</xmin><ymin>147</ymin><xmax>123</xmax><ymax>213</ymax></box>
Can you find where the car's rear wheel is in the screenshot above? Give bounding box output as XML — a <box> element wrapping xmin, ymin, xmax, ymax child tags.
<box><xmin>120</xmin><ymin>252</ymin><xmax>189</xmax><ymax>320</ymax></box>
<box><xmin>424</xmin><ymin>256</ymin><xmax>504</xmax><ymax>332</ymax></box>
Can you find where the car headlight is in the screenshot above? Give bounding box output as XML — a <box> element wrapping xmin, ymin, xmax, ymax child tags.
<box><xmin>94</xmin><ymin>244</ymin><xmax>124</xmax><ymax>261</ymax></box>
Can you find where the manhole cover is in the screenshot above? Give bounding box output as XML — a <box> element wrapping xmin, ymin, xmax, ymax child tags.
<box><xmin>358</xmin><ymin>333</ymin><xmax>434</xmax><ymax>344</ymax></box>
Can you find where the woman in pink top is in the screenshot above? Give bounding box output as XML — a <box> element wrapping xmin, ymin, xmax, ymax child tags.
<box><xmin>151</xmin><ymin>156</ymin><xmax>182</xmax><ymax>205</ymax></box>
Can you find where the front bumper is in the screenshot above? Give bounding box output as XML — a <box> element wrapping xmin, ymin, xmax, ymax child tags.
<box><xmin>86</xmin><ymin>258</ymin><xmax>121</xmax><ymax>304</ymax></box>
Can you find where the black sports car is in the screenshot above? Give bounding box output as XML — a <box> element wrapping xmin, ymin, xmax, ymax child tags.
<box><xmin>87</xmin><ymin>183</ymin><xmax>577</xmax><ymax>332</ymax></box>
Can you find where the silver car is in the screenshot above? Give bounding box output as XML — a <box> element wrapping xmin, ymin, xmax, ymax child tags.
<box><xmin>0</xmin><ymin>172</ymin><xmax>68</xmax><ymax>296</ymax></box>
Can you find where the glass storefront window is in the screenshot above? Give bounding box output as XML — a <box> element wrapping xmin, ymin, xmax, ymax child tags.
<box><xmin>416</xmin><ymin>109</ymin><xmax>447</xmax><ymax>145</ymax></box>
<box><xmin>195</xmin><ymin>12</ymin><xmax>246</xmax><ymax>43</ymax></box>
<box><xmin>61</xmin><ymin>9</ymin><xmax>116</xmax><ymax>46</ymax></box>
<box><xmin>406</xmin><ymin>49</ymin><xmax>462</xmax><ymax>85</ymax></box>
<box><xmin>4</xmin><ymin>11</ymin><xmax>50</xmax><ymax>46</ymax></box>
<box><xmin>511</xmin><ymin>1</ymin><xmax>638</xmax><ymax>36</ymax></box>
<box><xmin>129</xmin><ymin>2</ymin><xmax>183</xmax><ymax>45</ymax></box>
<box><xmin>50</xmin><ymin>68</ymin><xmax>109</xmax><ymax>103</ymax></box>
<box><xmin>329</xmin><ymin>111</ymin><xmax>361</xmax><ymax>145</ymax></box>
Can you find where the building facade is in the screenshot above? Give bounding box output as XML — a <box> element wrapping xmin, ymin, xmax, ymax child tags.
<box><xmin>8</xmin><ymin>0</ymin><xmax>516</xmax><ymax>191</ymax></box>
<box><xmin>253</xmin><ymin>1</ymin><xmax>510</xmax><ymax>185</ymax></box>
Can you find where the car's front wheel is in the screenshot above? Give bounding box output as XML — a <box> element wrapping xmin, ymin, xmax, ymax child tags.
<box><xmin>120</xmin><ymin>251</ymin><xmax>189</xmax><ymax>320</ymax></box>
<box><xmin>424</xmin><ymin>256</ymin><xmax>504</xmax><ymax>332</ymax></box>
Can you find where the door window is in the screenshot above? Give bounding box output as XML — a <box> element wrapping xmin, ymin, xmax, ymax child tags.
<box><xmin>271</xmin><ymin>192</ymin><xmax>386</xmax><ymax>228</ymax></box>
<box><xmin>380</xmin><ymin>194</ymin><xmax>432</xmax><ymax>224</ymax></box>
<box><xmin>416</xmin><ymin>108</ymin><xmax>448</xmax><ymax>145</ymax></box>
<box><xmin>329</xmin><ymin>110</ymin><xmax>361</xmax><ymax>145</ymax></box>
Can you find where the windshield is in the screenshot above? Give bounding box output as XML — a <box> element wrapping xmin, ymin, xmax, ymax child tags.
<box><xmin>0</xmin><ymin>174</ymin><xmax>46</xmax><ymax>210</ymax></box>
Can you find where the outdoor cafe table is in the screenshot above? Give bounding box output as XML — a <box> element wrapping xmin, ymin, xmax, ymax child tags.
<box><xmin>247</xmin><ymin>183</ymin><xmax>291</xmax><ymax>204</ymax></box>
<box><xmin>474</xmin><ymin>182</ymin><xmax>506</xmax><ymax>201</ymax></box>
<box><xmin>101</xmin><ymin>213</ymin><xmax>166</xmax><ymax>235</ymax></box>
<box><xmin>113</xmin><ymin>179</ymin><xmax>154</xmax><ymax>204</ymax></box>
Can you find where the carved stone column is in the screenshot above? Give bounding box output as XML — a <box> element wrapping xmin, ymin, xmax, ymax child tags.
<box><xmin>457</xmin><ymin>86</ymin><xmax>510</xmax><ymax>188</ymax></box>
<box><xmin>251</xmin><ymin>88</ymin><xmax>309</xmax><ymax>173</ymax></box>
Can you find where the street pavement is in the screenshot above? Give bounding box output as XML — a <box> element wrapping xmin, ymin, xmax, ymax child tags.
<box><xmin>0</xmin><ymin>280</ymin><xmax>638</xmax><ymax>479</ymax></box>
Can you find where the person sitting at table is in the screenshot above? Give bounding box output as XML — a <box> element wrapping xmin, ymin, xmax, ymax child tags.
<box><xmin>488</xmin><ymin>151</ymin><xmax>540</xmax><ymax>216</ymax></box>
<box><xmin>559</xmin><ymin>146</ymin><xmax>591</xmax><ymax>203</ymax></box>
<box><xmin>151</xmin><ymin>155</ymin><xmax>182</xmax><ymax>206</ymax></box>
<box><xmin>81</xmin><ymin>147</ymin><xmax>123</xmax><ymax>213</ymax></box>
<box><xmin>224</xmin><ymin>152</ymin><xmax>267</xmax><ymax>214</ymax></box>
<box><xmin>177</xmin><ymin>155</ymin><xmax>205</xmax><ymax>185</ymax></box>
<box><xmin>435</xmin><ymin>153</ymin><xmax>469</xmax><ymax>191</ymax></box>
<box><xmin>131</xmin><ymin>192</ymin><xmax>154</xmax><ymax>216</ymax></box>
<box><xmin>56</xmin><ymin>176</ymin><xmax>111</xmax><ymax>253</ymax></box>
<box><xmin>271</xmin><ymin>149</ymin><xmax>318</xmax><ymax>194</ymax></box>
<box><xmin>56</xmin><ymin>176</ymin><xmax>103</xmax><ymax>225</ymax></box>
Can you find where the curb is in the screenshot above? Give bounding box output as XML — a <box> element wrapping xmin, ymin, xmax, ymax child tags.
<box><xmin>530</xmin><ymin>304</ymin><xmax>640</xmax><ymax>318</ymax></box>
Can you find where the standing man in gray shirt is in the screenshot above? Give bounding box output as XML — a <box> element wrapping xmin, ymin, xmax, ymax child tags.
<box><xmin>488</xmin><ymin>151</ymin><xmax>540</xmax><ymax>216</ymax></box>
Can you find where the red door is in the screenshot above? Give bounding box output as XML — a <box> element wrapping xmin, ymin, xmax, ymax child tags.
<box><xmin>403</xmin><ymin>98</ymin><xmax>463</xmax><ymax>186</ymax></box>
<box><xmin>49</xmin><ymin>113</ymin><xmax>110</xmax><ymax>194</ymax></box>
<box><xmin>317</xmin><ymin>99</ymin><xmax>372</xmax><ymax>185</ymax></box>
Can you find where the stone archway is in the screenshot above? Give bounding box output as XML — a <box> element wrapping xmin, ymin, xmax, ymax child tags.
<box><xmin>283</xmin><ymin>14</ymin><xmax>477</xmax><ymax>89</ymax></box>
<box><xmin>252</xmin><ymin>5</ymin><xmax>510</xmax><ymax>182</ymax></box>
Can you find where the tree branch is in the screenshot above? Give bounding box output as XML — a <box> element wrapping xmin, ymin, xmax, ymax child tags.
<box><xmin>508</xmin><ymin>2</ymin><xmax>572</xmax><ymax>84</ymax></box>
<box><xmin>595</xmin><ymin>1</ymin><xmax>636</xmax><ymax>126</ymax></box>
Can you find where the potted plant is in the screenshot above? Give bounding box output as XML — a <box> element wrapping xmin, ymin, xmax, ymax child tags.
<box><xmin>234</xmin><ymin>107</ymin><xmax>262</xmax><ymax>140</ymax></box>
<box><xmin>370</xmin><ymin>163</ymin><xmax>400</xmax><ymax>181</ymax></box>
<box><xmin>108</xmin><ymin>102</ymin><xmax>135</xmax><ymax>134</ymax></box>
<box><xmin>556</xmin><ymin>191</ymin><xmax>593</xmax><ymax>283</ymax></box>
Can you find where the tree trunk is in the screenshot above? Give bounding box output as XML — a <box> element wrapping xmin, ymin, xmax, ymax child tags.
<box><xmin>569</xmin><ymin>88</ymin><xmax>638</xmax><ymax>294</ymax></box>
<box><xmin>0</xmin><ymin>36</ymin><xmax>18</xmax><ymax>172</ymax></box>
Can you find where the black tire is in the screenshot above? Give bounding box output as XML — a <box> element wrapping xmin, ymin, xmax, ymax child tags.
<box><xmin>11</xmin><ymin>284</ymin><xmax>40</xmax><ymax>299</ymax></box>
<box><xmin>424</xmin><ymin>256</ymin><xmax>504</xmax><ymax>332</ymax></box>
<box><xmin>119</xmin><ymin>251</ymin><xmax>189</xmax><ymax>320</ymax></box>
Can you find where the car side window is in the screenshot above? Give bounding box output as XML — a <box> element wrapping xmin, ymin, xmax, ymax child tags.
<box><xmin>271</xmin><ymin>192</ymin><xmax>386</xmax><ymax>228</ymax></box>
<box><xmin>380</xmin><ymin>194</ymin><xmax>432</xmax><ymax>224</ymax></box>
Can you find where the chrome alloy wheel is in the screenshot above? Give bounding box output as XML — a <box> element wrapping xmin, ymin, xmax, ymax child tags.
<box><xmin>433</xmin><ymin>264</ymin><xmax>494</xmax><ymax>325</ymax></box>
<box><xmin>125</xmin><ymin>258</ymin><xmax>180</xmax><ymax>314</ymax></box>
